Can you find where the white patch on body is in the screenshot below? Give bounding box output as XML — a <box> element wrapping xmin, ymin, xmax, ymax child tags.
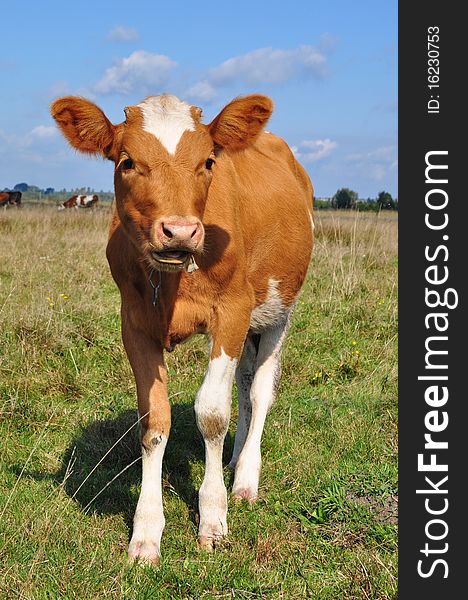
<box><xmin>195</xmin><ymin>347</ymin><xmax>237</xmax><ymax>542</ymax></box>
<box><xmin>128</xmin><ymin>435</ymin><xmax>167</xmax><ymax>563</ymax></box>
<box><xmin>138</xmin><ymin>95</ymin><xmax>195</xmax><ymax>155</ymax></box>
<box><xmin>250</xmin><ymin>279</ymin><xmax>287</xmax><ymax>332</ymax></box>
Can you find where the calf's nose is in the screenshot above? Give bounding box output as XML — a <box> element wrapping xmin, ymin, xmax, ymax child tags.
<box><xmin>156</xmin><ymin>219</ymin><xmax>204</xmax><ymax>247</ymax></box>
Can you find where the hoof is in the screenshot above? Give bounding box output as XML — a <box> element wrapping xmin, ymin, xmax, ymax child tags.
<box><xmin>198</xmin><ymin>533</ymin><xmax>225</xmax><ymax>552</ymax></box>
<box><xmin>128</xmin><ymin>540</ymin><xmax>161</xmax><ymax>566</ymax></box>
<box><xmin>232</xmin><ymin>488</ymin><xmax>257</xmax><ymax>503</ymax></box>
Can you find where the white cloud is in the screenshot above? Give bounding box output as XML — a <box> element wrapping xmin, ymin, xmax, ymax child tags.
<box><xmin>20</xmin><ymin>125</ymin><xmax>57</xmax><ymax>153</ymax></box>
<box><xmin>91</xmin><ymin>43</ymin><xmax>329</xmax><ymax>102</ymax></box>
<box><xmin>48</xmin><ymin>81</ymin><xmax>98</xmax><ymax>103</ymax></box>
<box><xmin>184</xmin><ymin>44</ymin><xmax>329</xmax><ymax>102</ymax></box>
<box><xmin>345</xmin><ymin>144</ymin><xmax>398</xmax><ymax>182</ymax></box>
<box><xmin>347</xmin><ymin>145</ymin><xmax>396</xmax><ymax>163</ymax></box>
<box><xmin>29</xmin><ymin>125</ymin><xmax>57</xmax><ymax>139</ymax></box>
<box><xmin>0</xmin><ymin>125</ymin><xmax>62</xmax><ymax>168</ymax></box>
<box><xmin>318</xmin><ymin>32</ymin><xmax>339</xmax><ymax>52</ymax></box>
<box><xmin>208</xmin><ymin>45</ymin><xmax>327</xmax><ymax>86</ymax></box>
<box><xmin>367</xmin><ymin>164</ymin><xmax>387</xmax><ymax>181</ymax></box>
<box><xmin>106</xmin><ymin>26</ymin><xmax>139</xmax><ymax>43</ymax></box>
<box><xmin>185</xmin><ymin>80</ymin><xmax>218</xmax><ymax>103</ymax></box>
<box><xmin>94</xmin><ymin>50</ymin><xmax>177</xmax><ymax>95</ymax></box>
<box><xmin>48</xmin><ymin>81</ymin><xmax>71</xmax><ymax>99</ymax></box>
<box><xmin>293</xmin><ymin>138</ymin><xmax>338</xmax><ymax>162</ymax></box>
<box><xmin>0</xmin><ymin>125</ymin><xmax>57</xmax><ymax>153</ymax></box>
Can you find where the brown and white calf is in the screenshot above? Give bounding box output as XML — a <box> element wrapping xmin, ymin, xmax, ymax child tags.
<box><xmin>51</xmin><ymin>93</ymin><xmax>314</xmax><ymax>564</ymax></box>
<box><xmin>0</xmin><ymin>191</ymin><xmax>22</xmax><ymax>208</ymax></box>
<box><xmin>59</xmin><ymin>194</ymin><xmax>99</xmax><ymax>209</ymax></box>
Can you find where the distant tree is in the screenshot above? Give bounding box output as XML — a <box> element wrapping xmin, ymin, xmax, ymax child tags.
<box><xmin>315</xmin><ymin>198</ymin><xmax>332</xmax><ymax>210</ymax></box>
<box><xmin>332</xmin><ymin>188</ymin><xmax>358</xmax><ymax>209</ymax></box>
<box><xmin>45</xmin><ymin>187</ymin><xmax>55</xmax><ymax>195</ymax></box>
<box><xmin>376</xmin><ymin>191</ymin><xmax>395</xmax><ymax>210</ymax></box>
<box><xmin>14</xmin><ymin>182</ymin><xmax>29</xmax><ymax>192</ymax></box>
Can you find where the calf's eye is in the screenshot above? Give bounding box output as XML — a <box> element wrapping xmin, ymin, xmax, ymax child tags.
<box><xmin>205</xmin><ymin>158</ymin><xmax>215</xmax><ymax>170</ymax></box>
<box><xmin>122</xmin><ymin>158</ymin><xmax>134</xmax><ymax>170</ymax></box>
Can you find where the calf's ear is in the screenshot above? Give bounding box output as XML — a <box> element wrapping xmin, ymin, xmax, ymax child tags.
<box><xmin>50</xmin><ymin>96</ymin><xmax>116</xmax><ymax>157</ymax></box>
<box><xmin>208</xmin><ymin>95</ymin><xmax>273</xmax><ymax>152</ymax></box>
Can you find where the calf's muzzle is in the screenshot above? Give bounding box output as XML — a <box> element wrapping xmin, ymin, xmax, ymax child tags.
<box><xmin>154</xmin><ymin>217</ymin><xmax>204</xmax><ymax>251</ymax></box>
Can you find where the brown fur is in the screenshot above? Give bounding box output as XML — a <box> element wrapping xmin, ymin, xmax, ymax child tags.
<box><xmin>197</xmin><ymin>411</ymin><xmax>229</xmax><ymax>441</ymax></box>
<box><xmin>51</xmin><ymin>92</ymin><xmax>313</xmax><ymax>414</ymax></box>
<box><xmin>51</xmin><ymin>97</ymin><xmax>118</xmax><ymax>158</ymax></box>
<box><xmin>209</xmin><ymin>95</ymin><xmax>274</xmax><ymax>152</ymax></box>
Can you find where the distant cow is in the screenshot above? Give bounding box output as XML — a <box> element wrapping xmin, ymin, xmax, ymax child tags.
<box><xmin>58</xmin><ymin>194</ymin><xmax>98</xmax><ymax>210</ymax></box>
<box><xmin>51</xmin><ymin>93</ymin><xmax>314</xmax><ymax>565</ymax></box>
<box><xmin>0</xmin><ymin>191</ymin><xmax>22</xmax><ymax>208</ymax></box>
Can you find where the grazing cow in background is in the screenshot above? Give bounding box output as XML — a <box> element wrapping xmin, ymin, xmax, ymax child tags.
<box><xmin>51</xmin><ymin>93</ymin><xmax>314</xmax><ymax>565</ymax></box>
<box><xmin>58</xmin><ymin>194</ymin><xmax>98</xmax><ymax>210</ymax></box>
<box><xmin>0</xmin><ymin>191</ymin><xmax>22</xmax><ymax>208</ymax></box>
<box><xmin>0</xmin><ymin>192</ymin><xmax>8</xmax><ymax>208</ymax></box>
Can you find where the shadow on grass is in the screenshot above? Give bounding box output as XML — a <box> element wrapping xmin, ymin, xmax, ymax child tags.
<box><xmin>15</xmin><ymin>402</ymin><xmax>234</xmax><ymax>531</ymax></box>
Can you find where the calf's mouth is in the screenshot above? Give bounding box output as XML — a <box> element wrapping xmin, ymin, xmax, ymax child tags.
<box><xmin>151</xmin><ymin>249</ymin><xmax>191</xmax><ymax>266</ymax></box>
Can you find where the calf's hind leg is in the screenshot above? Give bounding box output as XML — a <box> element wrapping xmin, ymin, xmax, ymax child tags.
<box><xmin>194</xmin><ymin>306</ymin><xmax>251</xmax><ymax>550</ymax></box>
<box><xmin>228</xmin><ymin>334</ymin><xmax>259</xmax><ymax>471</ymax></box>
<box><xmin>232</xmin><ymin>314</ymin><xmax>291</xmax><ymax>502</ymax></box>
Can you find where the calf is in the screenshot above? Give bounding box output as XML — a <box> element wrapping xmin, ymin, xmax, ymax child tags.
<box><xmin>59</xmin><ymin>194</ymin><xmax>98</xmax><ymax>210</ymax></box>
<box><xmin>51</xmin><ymin>93</ymin><xmax>314</xmax><ymax>564</ymax></box>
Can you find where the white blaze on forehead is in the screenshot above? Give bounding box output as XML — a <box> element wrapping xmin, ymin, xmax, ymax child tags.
<box><xmin>137</xmin><ymin>95</ymin><xmax>195</xmax><ymax>155</ymax></box>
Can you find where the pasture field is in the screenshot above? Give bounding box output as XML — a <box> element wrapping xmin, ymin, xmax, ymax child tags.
<box><xmin>0</xmin><ymin>208</ymin><xmax>397</xmax><ymax>599</ymax></box>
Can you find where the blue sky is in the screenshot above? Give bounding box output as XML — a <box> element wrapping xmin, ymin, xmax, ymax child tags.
<box><xmin>1</xmin><ymin>0</ymin><xmax>397</xmax><ymax>198</ymax></box>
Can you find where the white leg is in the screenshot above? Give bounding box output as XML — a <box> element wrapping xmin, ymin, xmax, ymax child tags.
<box><xmin>228</xmin><ymin>335</ymin><xmax>258</xmax><ymax>470</ymax></box>
<box><xmin>232</xmin><ymin>316</ymin><xmax>291</xmax><ymax>501</ymax></box>
<box><xmin>195</xmin><ymin>347</ymin><xmax>237</xmax><ymax>550</ymax></box>
<box><xmin>128</xmin><ymin>435</ymin><xmax>167</xmax><ymax>565</ymax></box>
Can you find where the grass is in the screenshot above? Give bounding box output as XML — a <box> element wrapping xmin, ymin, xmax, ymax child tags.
<box><xmin>0</xmin><ymin>207</ymin><xmax>397</xmax><ymax>599</ymax></box>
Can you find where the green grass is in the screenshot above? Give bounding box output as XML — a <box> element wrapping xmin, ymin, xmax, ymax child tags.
<box><xmin>0</xmin><ymin>207</ymin><xmax>397</xmax><ymax>599</ymax></box>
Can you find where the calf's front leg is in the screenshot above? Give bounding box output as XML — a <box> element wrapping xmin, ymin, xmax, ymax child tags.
<box><xmin>195</xmin><ymin>346</ymin><xmax>237</xmax><ymax>550</ymax></box>
<box><xmin>122</xmin><ymin>319</ymin><xmax>170</xmax><ymax>565</ymax></box>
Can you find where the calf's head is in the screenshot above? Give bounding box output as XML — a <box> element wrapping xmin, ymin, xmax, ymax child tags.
<box><xmin>51</xmin><ymin>94</ymin><xmax>273</xmax><ymax>271</ymax></box>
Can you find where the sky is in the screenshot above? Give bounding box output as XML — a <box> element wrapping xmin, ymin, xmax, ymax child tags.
<box><xmin>0</xmin><ymin>1</ymin><xmax>397</xmax><ymax>199</ymax></box>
